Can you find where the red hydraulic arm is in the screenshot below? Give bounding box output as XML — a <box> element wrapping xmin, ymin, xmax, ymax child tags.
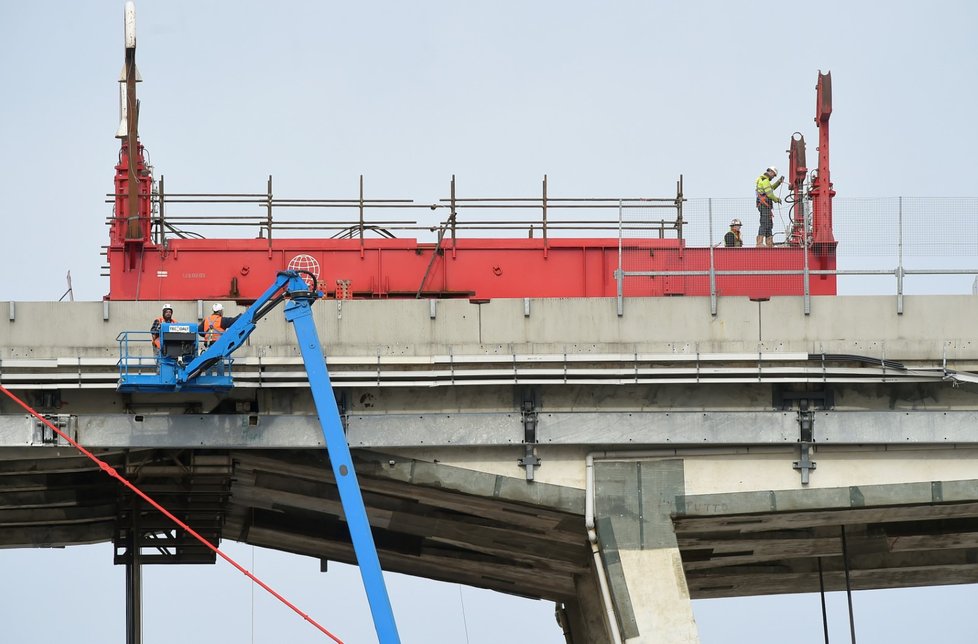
<box><xmin>110</xmin><ymin>1</ymin><xmax>153</xmax><ymax>271</ymax></box>
<box><xmin>111</xmin><ymin>140</ymin><xmax>152</xmax><ymax>269</ymax></box>
<box><xmin>787</xmin><ymin>133</ymin><xmax>808</xmax><ymax>246</ymax></box>
<box><xmin>810</xmin><ymin>71</ymin><xmax>836</xmax><ymax>249</ymax></box>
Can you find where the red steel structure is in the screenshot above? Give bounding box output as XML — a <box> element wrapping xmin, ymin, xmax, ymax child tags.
<box><xmin>106</xmin><ymin>69</ymin><xmax>837</xmax><ymax>303</ymax></box>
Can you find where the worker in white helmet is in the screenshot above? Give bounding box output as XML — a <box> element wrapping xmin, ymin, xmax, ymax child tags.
<box><xmin>199</xmin><ymin>303</ymin><xmax>239</xmax><ymax>348</ymax></box>
<box><xmin>150</xmin><ymin>303</ymin><xmax>176</xmax><ymax>354</ymax></box>
<box><xmin>755</xmin><ymin>165</ymin><xmax>784</xmax><ymax>247</ymax></box>
<box><xmin>724</xmin><ymin>219</ymin><xmax>744</xmax><ymax>247</ymax></box>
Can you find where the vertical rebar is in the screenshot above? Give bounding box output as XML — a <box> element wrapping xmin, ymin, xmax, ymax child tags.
<box><xmin>897</xmin><ymin>196</ymin><xmax>904</xmax><ymax>314</ymax></box>
<box><xmin>708</xmin><ymin>198</ymin><xmax>717</xmax><ymax>316</ymax></box>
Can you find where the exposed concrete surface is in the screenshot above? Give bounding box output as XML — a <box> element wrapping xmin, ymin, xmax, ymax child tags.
<box><xmin>683</xmin><ymin>448</ymin><xmax>978</xmax><ymax>496</ymax></box>
<box><xmin>619</xmin><ymin>549</ymin><xmax>698</xmax><ymax>644</ymax></box>
<box><xmin>2</xmin><ymin>294</ymin><xmax>977</xmax><ymax>360</ymax></box>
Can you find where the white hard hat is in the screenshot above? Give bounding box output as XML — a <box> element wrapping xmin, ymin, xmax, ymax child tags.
<box><xmin>212</xmin><ymin>303</ymin><xmax>224</xmax><ymax>312</ymax></box>
<box><xmin>162</xmin><ymin>303</ymin><xmax>173</xmax><ymax>312</ymax></box>
<box><xmin>730</xmin><ymin>218</ymin><xmax>742</xmax><ymax>227</ymax></box>
<box><xmin>766</xmin><ymin>166</ymin><xmax>778</xmax><ymax>176</ymax></box>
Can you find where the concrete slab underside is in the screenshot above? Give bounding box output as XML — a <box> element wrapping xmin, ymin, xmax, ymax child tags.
<box><xmin>4</xmin><ymin>446</ymin><xmax>978</xmax><ymax>599</ymax></box>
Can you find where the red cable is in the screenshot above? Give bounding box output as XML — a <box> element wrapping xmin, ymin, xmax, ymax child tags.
<box><xmin>0</xmin><ymin>384</ymin><xmax>344</xmax><ymax>644</ymax></box>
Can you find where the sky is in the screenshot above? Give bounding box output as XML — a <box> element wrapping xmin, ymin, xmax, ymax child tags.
<box><xmin>1</xmin><ymin>1</ymin><xmax>977</xmax><ymax>642</ymax></box>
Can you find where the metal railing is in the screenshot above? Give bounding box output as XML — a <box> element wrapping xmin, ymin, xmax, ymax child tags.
<box><xmin>107</xmin><ymin>178</ymin><xmax>978</xmax><ymax>311</ymax></box>
<box><xmin>106</xmin><ymin>174</ymin><xmax>687</xmax><ymax>249</ymax></box>
<box><xmin>616</xmin><ymin>196</ymin><xmax>978</xmax><ymax>315</ymax></box>
<box><xmin>115</xmin><ymin>331</ymin><xmax>159</xmax><ymax>380</ymax></box>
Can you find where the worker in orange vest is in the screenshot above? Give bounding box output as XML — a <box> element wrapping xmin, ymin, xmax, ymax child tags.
<box><xmin>199</xmin><ymin>303</ymin><xmax>239</xmax><ymax>348</ymax></box>
<box><xmin>150</xmin><ymin>304</ymin><xmax>176</xmax><ymax>354</ymax></box>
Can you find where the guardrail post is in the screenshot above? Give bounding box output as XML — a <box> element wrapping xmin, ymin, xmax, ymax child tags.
<box><xmin>803</xmin><ymin>206</ymin><xmax>811</xmax><ymax>315</ymax></box>
<box><xmin>897</xmin><ymin>196</ymin><xmax>904</xmax><ymax>315</ymax></box>
<box><xmin>157</xmin><ymin>174</ymin><xmax>165</xmax><ymax>246</ymax></box>
<box><xmin>359</xmin><ymin>174</ymin><xmax>365</xmax><ymax>252</ymax></box>
<box><xmin>708</xmin><ymin>198</ymin><xmax>717</xmax><ymax>316</ymax></box>
<box><xmin>542</xmin><ymin>174</ymin><xmax>549</xmax><ymax>258</ymax></box>
<box><xmin>617</xmin><ymin>199</ymin><xmax>624</xmax><ymax>317</ymax></box>
<box><xmin>265</xmin><ymin>175</ymin><xmax>273</xmax><ymax>253</ymax></box>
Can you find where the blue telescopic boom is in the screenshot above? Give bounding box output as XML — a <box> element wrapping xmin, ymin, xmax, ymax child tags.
<box><xmin>118</xmin><ymin>270</ymin><xmax>401</xmax><ymax>643</ymax></box>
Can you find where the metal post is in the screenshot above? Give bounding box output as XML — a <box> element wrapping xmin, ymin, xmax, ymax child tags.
<box><xmin>803</xmin><ymin>204</ymin><xmax>811</xmax><ymax>315</ymax></box>
<box><xmin>616</xmin><ymin>199</ymin><xmax>624</xmax><ymax>317</ymax></box>
<box><xmin>542</xmin><ymin>174</ymin><xmax>549</xmax><ymax>256</ymax></box>
<box><xmin>817</xmin><ymin>557</ymin><xmax>830</xmax><ymax>644</ymax></box>
<box><xmin>896</xmin><ymin>196</ymin><xmax>904</xmax><ymax>314</ymax></box>
<box><xmin>708</xmin><ymin>198</ymin><xmax>717</xmax><ymax>316</ymax></box>
<box><xmin>157</xmin><ymin>175</ymin><xmax>165</xmax><ymax>246</ymax></box>
<box><xmin>676</xmin><ymin>175</ymin><xmax>684</xmax><ymax>240</ymax></box>
<box><xmin>841</xmin><ymin>525</ymin><xmax>857</xmax><ymax>644</ymax></box>
<box><xmin>265</xmin><ymin>175</ymin><xmax>273</xmax><ymax>251</ymax></box>
<box><xmin>125</xmin><ymin>498</ymin><xmax>142</xmax><ymax>644</ymax></box>
<box><xmin>450</xmin><ymin>174</ymin><xmax>457</xmax><ymax>254</ymax></box>
<box><xmin>359</xmin><ymin>174</ymin><xmax>365</xmax><ymax>248</ymax></box>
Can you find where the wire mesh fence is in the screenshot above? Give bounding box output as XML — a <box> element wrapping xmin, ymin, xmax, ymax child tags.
<box><xmin>619</xmin><ymin>197</ymin><xmax>978</xmax><ymax>300</ymax></box>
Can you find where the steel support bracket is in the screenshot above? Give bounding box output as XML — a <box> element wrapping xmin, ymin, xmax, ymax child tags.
<box><xmin>792</xmin><ymin>404</ymin><xmax>816</xmax><ymax>485</ymax></box>
<box><xmin>31</xmin><ymin>414</ymin><xmax>75</xmax><ymax>446</ymax></box>
<box><xmin>517</xmin><ymin>395</ymin><xmax>541</xmax><ymax>482</ymax></box>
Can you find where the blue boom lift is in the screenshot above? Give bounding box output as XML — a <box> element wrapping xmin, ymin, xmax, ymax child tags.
<box><xmin>117</xmin><ymin>270</ymin><xmax>401</xmax><ymax>643</ymax></box>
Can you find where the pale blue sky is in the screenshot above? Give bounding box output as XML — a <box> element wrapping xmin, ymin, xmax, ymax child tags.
<box><xmin>1</xmin><ymin>1</ymin><xmax>977</xmax><ymax>642</ymax></box>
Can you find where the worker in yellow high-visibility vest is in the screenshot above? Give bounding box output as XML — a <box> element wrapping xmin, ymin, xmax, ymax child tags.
<box><xmin>755</xmin><ymin>166</ymin><xmax>784</xmax><ymax>247</ymax></box>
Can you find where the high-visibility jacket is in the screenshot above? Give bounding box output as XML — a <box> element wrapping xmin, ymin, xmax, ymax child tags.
<box><xmin>755</xmin><ymin>174</ymin><xmax>784</xmax><ymax>206</ymax></box>
<box><xmin>724</xmin><ymin>229</ymin><xmax>743</xmax><ymax>247</ymax></box>
<box><xmin>151</xmin><ymin>315</ymin><xmax>177</xmax><ymax>350</ymax></box>
<box><xmin>202</xmin><ymin>313</ymin><xmax>226</xmax><ymax>345</ymax></box>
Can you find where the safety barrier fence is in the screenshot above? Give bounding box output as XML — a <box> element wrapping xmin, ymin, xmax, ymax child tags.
<box><xmin>108</xmin><ymin>180</ymin><xmax>978</xmax><ymax>308</ymax></box>
<box><xmin>617</xmin><ymin>197</ymin><xmax>978</xmax><ymax>315</ymax></box>
<box><xmin>107</xmin><ymin>175</ymin><xmax>686</xmax><ymax>246</ymax></box>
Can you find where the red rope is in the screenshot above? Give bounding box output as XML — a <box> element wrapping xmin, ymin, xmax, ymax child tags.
<box><xmin>0</xmin><ymin>384</ymin><xmax>343</xmax><ymax>644</ymax></box>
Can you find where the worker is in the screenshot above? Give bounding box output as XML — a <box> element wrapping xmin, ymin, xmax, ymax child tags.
<box><xmin>199</xmin><ymin>303</ymin><xmax>239</xmax><ymax>348</ymax></box>
<box><xmin>724</xmin><ymin>219</ymin><xmax>744</xmax><ymax>247</ymax></box>
<box><xmin>755</xmin><ymin>165</ymin><xmax>784</xmax><ymax>247</ymax></box>
<box><xmin>150</xmin><ymin>304</ymin><xmax>176</xmax><ymax>354</ymax></box>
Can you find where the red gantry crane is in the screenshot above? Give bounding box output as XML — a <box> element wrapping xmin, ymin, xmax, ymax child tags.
<box><xmin>106</xmin><ymin>12</ymin><xmax>836</xmax><ymax>304</ymax></box>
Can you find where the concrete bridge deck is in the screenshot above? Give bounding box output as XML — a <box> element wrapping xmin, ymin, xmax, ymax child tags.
<box><xmin>2</xmin><ymin>294</ymin><xmax>977</xmax><ymax>642</ymax></box>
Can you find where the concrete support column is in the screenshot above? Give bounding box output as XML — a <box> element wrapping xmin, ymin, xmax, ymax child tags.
<box><xmin>594</xmin><ymin>458</ymin><xmax>699</xmax><ymax>643</ymax></box>
<box><xmin>617</xmin><ymin>548</ymin><xmax>697</xmax><ymax>643</ymax></box>
<box><xmin>559</xmin><ymin>566</ymin><xmax>614</xmax><ymax>644</ymax></box>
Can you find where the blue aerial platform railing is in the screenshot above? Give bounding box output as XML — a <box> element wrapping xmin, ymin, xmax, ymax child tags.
<box><xmin>116</xmin><ymin>327</ymin><xmax>236</xmax><ymax>393</ymax></box>
<box><xmin>115</xmin><ymin>270</ymin><xmax>401</xmax><ymax>644</ymax></box>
